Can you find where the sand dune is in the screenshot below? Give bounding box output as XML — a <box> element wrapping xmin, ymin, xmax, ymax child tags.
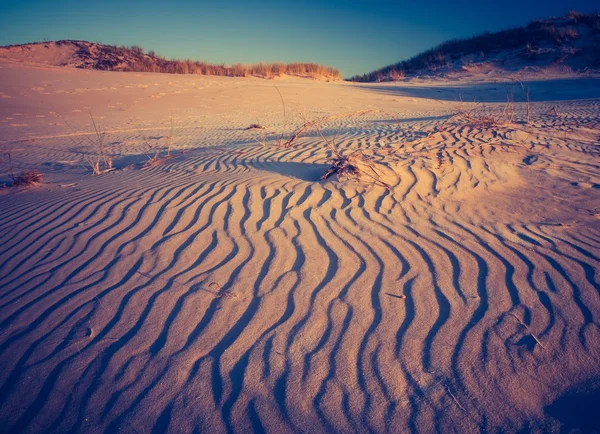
<box><xmin>1</xmin><ymin>62</ymin><xmax>600</xmax><ymax>433</ymax></box>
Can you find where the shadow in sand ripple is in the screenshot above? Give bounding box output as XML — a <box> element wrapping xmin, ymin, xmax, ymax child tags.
<box><xmin>247</xmin><ymin>161</ymin><xmax>330</xmax><ymax>181</ymax></box>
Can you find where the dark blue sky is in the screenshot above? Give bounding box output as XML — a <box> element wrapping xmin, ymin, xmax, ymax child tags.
<box><xmin>0</xmin><ymin>0</ymin><xmax>596</xmax><ymax>76</ymax></box>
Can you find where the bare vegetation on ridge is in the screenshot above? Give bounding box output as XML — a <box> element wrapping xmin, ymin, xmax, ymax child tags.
<box><xmin>350</xmin><ymin>11</ymin><xmax>600</xmax><ymax>82</ymax></box>
<box><xmin>0</xmin><ymin>40</ymin><xmax>342</xmax><ymax>80</ymax></box>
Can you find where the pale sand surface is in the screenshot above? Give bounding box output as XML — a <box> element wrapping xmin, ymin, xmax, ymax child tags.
<box><xmin>1</xmin><ymin>62</ymin><xmax>600</xmax><ymax>433</ymax></box>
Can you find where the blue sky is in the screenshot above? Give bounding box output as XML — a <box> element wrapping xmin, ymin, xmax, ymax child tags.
<box><xmin>0</xmin><ymin>0</ymin><xmax>597</xmax><ymax>76</ymax></box>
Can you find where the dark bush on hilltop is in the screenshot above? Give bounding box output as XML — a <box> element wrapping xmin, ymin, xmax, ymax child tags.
<box><xmin>350</xmin><ymin>11</ymin><xmax>600</xmax><ymax>82</ymax></box>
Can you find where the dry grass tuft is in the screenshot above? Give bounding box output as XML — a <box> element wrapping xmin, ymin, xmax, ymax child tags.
<box><xmin>11</xmin><ymin>171</ymin><xmax>43</xmax><ymax>186</ymax></box>
<box><xmin>283</xmin><ymin>110</ymin><xmax>373</xmax><ymax>148</ymax></box>
<box><xmin>320</xmin><ymin>149</ymin><xmax>392</xmax><ymax>188</ymax></box>
<box><xmin>85</xmin><ymin>114</ymin><xmax>113</xmax><ymax>174</ymax></box>
<box><xmin>59</xmin><ymin>112</ymin><xmax>114</xmax><ymax>175</ymax></box>
<box><xmin>129</xmin><ymin>117</ymin><xmax>177</xmax><ymax>167</ymax></box>
<box><xmin>245</xmin><ymin>124</ymin><xmax>266</xmax><ymax>130</ymax></box>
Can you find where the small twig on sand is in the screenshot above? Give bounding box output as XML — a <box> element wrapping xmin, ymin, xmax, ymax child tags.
<box><xmin>509</xmin><ymin>313</ymin><xmax>544</xmax><ymax>349</ymax></box>
<box><xmin>245</xmin><ymin>124</ymin><xmax>266</xmax><ymax>130</ymax></box>
<box><xmin>518</xmin><ymin>80</ymin><xmax>531</xmax><ymax>125</ymax></box>
<box><xmin>446</xmin><ymin>385</ymin><xmax>467</xmax><ymax>413</ymax></box>
<box><xmin>210</xmin><ymin>282</ymin><xmax>237</xmax><ymax>299</ymax></box>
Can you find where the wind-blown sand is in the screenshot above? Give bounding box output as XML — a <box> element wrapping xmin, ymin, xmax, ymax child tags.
<box><xmin>1</xmin><ymin>62</ymin><xmax>599</xmax><ymax>433</ymax></box>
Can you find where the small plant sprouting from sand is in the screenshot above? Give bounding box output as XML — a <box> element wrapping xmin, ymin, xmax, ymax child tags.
<box><xmin>519</xmin><ymin>80</ymin><xmax>532</xmax><ymax>125</ymax></box>
<box><xmin>312</xmin><ymin>119</ymin><xmax>394</xmax><ymax>188</ymax></box>
<box><xmin>86</xmin><ymin>114</ymin><xmax>113</xmax><ymax>174</ymax></box>
<box><xmin>59</xmin><ymin>112</ymin><xmax>114</xmax><ymax>175</ymax></box>
<box><xmin>11</xmin><ymin>170</ymin><xmax>43</xmax><ymax>186</ymax></box>
<box><xmin>446</xmin><ymin>84</ymin><xmax>533</xmax><ymax>131</ymax></box>
<box><xmin>248</xmin><ymin>86</ymin><xmax>288</xmax><ymax>147</ymax></box>
<box><xmin>209</xmin><ymin>282</ymin><xmax>237</xmax><ymax>299</ymax></box>
<box><xmin>130</xmin><ymin>117</ymin><xmax>177</xmax><ymax>166</ymax></box>
<box><xmin>502</xmin><ymin>89</ymin><xmax>516</xmax><ymax>124</ymax></box>
<box><xmin>283</xmin><ymin>110</ymin><xmax>374</xmax><ymax>148</ymax></box>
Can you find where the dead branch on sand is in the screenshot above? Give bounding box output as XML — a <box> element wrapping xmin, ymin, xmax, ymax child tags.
<box><xmin>509</xmin><ymin>313</ymin><xmax>544</xmax><ymax>349</ymax></box>
<box><xmin>320</xmin><ymin>149</ymin><xmax>392</xmax><ymax>188</ymax></box>
<box><xmin>446</xmin><ymin>385</ymin><xmax>467</xmax><ymax>413</ymax></box>
<box><xmin>518</xmin><ymin>80</ymin><xmax>532</xmax><ymax>125</ymax></box>
<box><xmin>245</xmin><ymin>124</ymin><xmax>266</xmax><ymax>130</ymax></box>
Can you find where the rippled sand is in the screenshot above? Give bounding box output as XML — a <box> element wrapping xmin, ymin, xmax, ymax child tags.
<box><xmin>1</xmin><ymin>63</ymin><xmax>600</xmax><ymax>433</ymax></box>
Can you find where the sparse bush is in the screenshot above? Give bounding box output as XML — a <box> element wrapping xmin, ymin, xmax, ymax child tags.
<box><xmin>320</xmin><ymin>150</ymin><xmax>391</xmax><ymax>188</ymax></box>
<box><xmin>388</xmin><ymin>68</ymin><xmax>405</xmax><ymax>80</ymax></box>
<box><xmin>11</xmin><ymin>171</ymin><xmax>43</xmax><ymax>186</ymax></box>
<box><xmin>130</xmin><ymin>45</ymin><xmax>144</xmax><ymax>55</ymax></box>
<box><xmin>84</xmin><ymin>116</ymin><xmax>113</xmax><ymax>175</ymax></box>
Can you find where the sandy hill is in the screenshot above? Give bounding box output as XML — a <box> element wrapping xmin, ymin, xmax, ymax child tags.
<box><xmin>351</xmin><ymin>12</ymin><xmax>600</xmax><ymax>82</ymax></box>
<box><xmin>0</xmin><ymin>40</ymin><xmax>342</xmax><ymax>80</ymax></box>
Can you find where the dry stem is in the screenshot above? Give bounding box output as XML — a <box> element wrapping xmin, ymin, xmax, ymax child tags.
<box><xmin>509</xmin><ymin>313</ymin><xmax>544</xmax><ymax>349</ymax></box>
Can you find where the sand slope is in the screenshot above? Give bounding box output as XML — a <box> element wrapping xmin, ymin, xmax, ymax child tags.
<box><xmin>1</xmin><ymin>63</ymin><xmax>600</xmax><ymax>433</ymax></box>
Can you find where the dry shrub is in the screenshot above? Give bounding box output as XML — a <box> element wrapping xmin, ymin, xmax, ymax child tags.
<box><xmin>279</xmin><ymin>107</ymin><xmax>399</xmax><ymax>187</ymax></box>
<box><xmin>128</xmin><ymin>117</ymin><xmax>177</xmax><ymax>167</ymax></box>
<box><xmin>460</xmin><ymin>106</ymin><xmax>505</xmax><ymax>128</ymax></box>
<box><xmin>11</xmin><ymin>171</ymin><xmax>43</xmax><ymax>186</ymax></box>
<box><xmin>85</xmin><ymin>114</ymin><xmax>113</xmax><ymax>174</ymax></box>
<box><xmin>320</xmin><ymin>150</ymin><xmax>392</xmax><ymax>188</ymax></box>
<box><xmin>388</xmin><ymin>68</ymin><xmax>405</xmax><ymax>80</ymax></box>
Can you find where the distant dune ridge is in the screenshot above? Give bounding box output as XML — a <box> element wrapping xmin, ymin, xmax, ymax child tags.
<box><xmin>0</xmin><ymin>40</ymin><xmax>342</xmax><ymax>80</ymax></box>
<box><xmin>351</xmin><ymin>11</ymin><xmax>600</xmax><ymax>82</ymax></box>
